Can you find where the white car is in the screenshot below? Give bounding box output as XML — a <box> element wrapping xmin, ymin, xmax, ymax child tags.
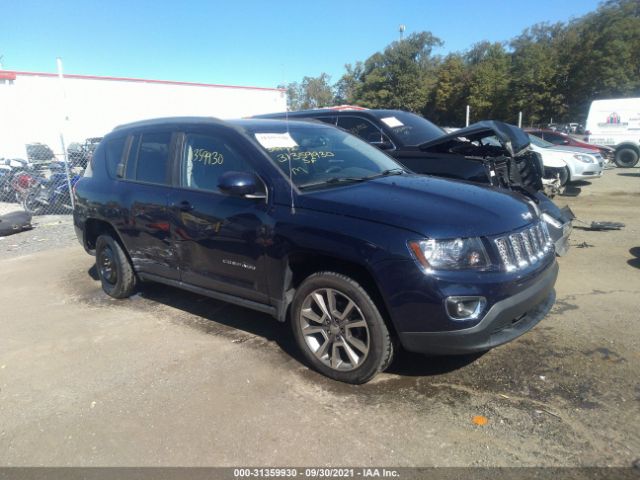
<box><xmin>528</xmin><ymin>135</ymin><xmax>603</xmax><ymax>185</ymax></box>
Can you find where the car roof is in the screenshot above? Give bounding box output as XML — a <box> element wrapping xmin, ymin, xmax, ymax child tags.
<box><xmin>112</xmin><ymin>116</ymin><xmax>324</xmax><ymax>133</ymax></box>
<box><xmin>254</xmin><ymin>108</ymin><xmax>406</xmax><ymax>119</ymax></box>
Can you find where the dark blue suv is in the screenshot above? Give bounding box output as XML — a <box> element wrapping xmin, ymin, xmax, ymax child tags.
<box><xmin>74</xmin><ymin>117</ymin><xmax>558</xmax><ymax>384</ymax></box>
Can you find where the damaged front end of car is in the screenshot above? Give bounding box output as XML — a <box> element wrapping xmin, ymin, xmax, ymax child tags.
<box><xmin>418</xmin><ymin>121</ymin><xmax>572</xmax><ymax>256</ymax></box>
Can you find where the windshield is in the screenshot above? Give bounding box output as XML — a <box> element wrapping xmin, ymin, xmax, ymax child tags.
<box><xmin>528</xmin><ymin>134</ymin><xmax>554</xmax><ymax>148</ymax></box>
<box><xmin>248</xmin><ymin>123</ymin><xmax>404</xmax><ymax>189</ymax></box>
<box><xmin>371</xmin><ymin>111</ymin><xmax>445</xmax><ymax>146</ymax></box>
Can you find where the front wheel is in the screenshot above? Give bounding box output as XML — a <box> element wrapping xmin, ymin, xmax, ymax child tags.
<box><xmin>290</xmin><ymin>272</ymin><xmax>393</xmax><ymax>384</ymax></box>
<box><xmin>559</xmin><ymin>166</ymin><xmax>570</xmax><ymax>186</ymax></box>
<box><xmin>95</xmin><ymin>234</ymin><xmax>136</xmax><ymax>299</ymax></box>
<box><xmin>614</xmin><ymin>147</ymin><xmax>639</xmax><ymax>168</ymax></box>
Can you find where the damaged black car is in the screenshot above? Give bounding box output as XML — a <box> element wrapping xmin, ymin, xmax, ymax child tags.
<box><xmin>254</xmin><ymin>108</ymin><xmax>573</xmax><ymax>255</ymax></box>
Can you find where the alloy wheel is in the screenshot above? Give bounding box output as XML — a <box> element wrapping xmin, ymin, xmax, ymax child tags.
<box><xmin>298</xmin><ymin>288</ymin><xmax>370</xmax><ymax>371</ymax></box>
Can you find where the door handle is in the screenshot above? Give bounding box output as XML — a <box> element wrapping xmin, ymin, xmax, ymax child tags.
<box><xmin>177</xmin><ymin>200</ymin><xmax>193</xmax><ymax>212</ymax></box>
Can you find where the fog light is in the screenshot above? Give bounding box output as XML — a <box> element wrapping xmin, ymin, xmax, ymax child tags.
<box><xmin>445</xmin><ymin>296</ymin><xmax>486</xmax><ymax>321</ymax></box>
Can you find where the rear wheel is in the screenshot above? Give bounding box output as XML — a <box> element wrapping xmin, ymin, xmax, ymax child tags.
<box><xmin>614</xmin><ymin>147</ymin><xmax>639</xmax><ymax>168</ymax></box>
<box><xmin>95</xmin><ymin>234</ymin><xmax>136</xmax><ymax>299</ymax></box>
<box><xmin>290</xmin><ymin>272</ymin><xmax>393</xmax><ymax>384</ymax></box>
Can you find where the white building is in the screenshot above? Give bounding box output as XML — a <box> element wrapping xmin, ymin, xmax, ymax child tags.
<box><xmin>0</xmin><ymin>70</ymin><xmax>286</xmax><ymax>159</ymax></box>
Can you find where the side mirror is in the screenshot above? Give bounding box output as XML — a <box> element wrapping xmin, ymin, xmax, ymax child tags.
<box><xmin>218</xmin><ymin>171</ymin><xmax>266</xmax><ymax>199</ymax></box>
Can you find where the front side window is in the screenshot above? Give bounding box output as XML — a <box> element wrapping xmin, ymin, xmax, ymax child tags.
<box><xmin>337</xmin><ymin>116</ymin><xmax>387</xmax><ymax>143</ymax></box>
<box><xmin>249</xmin><ymin>123</ymin><xmax>403</xmax><ymax>189</ymax></box>
<box><xmin>133</xmin><ymin>132</ymin><xmax>172</xmax><ymax>184</ymax></box>
<box><xmin>181</xmin><ymin>132</ymin><xmax>256</xmax><ymax>192</ymax></box>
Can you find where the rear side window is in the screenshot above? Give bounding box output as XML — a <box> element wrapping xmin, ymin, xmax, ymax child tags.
<box><xmin>105</xmin><ymin>137</ymin><xmax>126</xmax><ymax>178</ymax></box>
<box><xmin>132</xmin><ymin>132</ymin><xmax>172</xmax><ymax>184</ymax></box>
<box><xmin>181</xmin><ymin>132</ymin><xmax>256</xmax><ymax>192</ymax></box>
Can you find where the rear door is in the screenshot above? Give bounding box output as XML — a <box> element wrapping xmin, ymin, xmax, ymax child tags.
<box><xmin>117</xmin><ymin>129</ymin><xmax>180</xmax><ymax>280</ymax></box>
<box><xmin>168</xmin><ymin>127</ymin><xmax>271</xmax><ymax>303</ymax></box>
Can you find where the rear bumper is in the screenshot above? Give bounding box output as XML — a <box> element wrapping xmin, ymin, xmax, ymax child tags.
<box><xmin>398</xmin><ymin>261</ymin><xmax>558</xmax><ymax>355</ymax></box>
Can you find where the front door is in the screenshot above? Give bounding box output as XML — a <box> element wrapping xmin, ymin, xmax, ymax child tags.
<box><xmin>169</xmin><ymin>128</ymin><xmax>271</xmax><ymax>304</ymax></box>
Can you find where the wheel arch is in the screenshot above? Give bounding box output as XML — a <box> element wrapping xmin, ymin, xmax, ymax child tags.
<box><xmin>84</xmin><ymin>218</ymin><xmax>128</xmax><ymax>256</ymax></box>
<box><xmin>283</xmin><ymin>251</ymin><xmax>397</xmax><ymax>337</ymax></box>
<box><xmin>615</xmin><ymin>142</ymin><xmax>640</xmax><ymax>154</ymax></box>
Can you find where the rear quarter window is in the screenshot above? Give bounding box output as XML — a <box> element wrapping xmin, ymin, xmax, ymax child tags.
<box><xmin>104</xmin><ymin>137</ymin><xmax>127</xmax><ymax>179</ymax></box>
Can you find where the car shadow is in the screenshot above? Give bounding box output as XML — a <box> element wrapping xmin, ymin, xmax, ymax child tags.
<box><xmin>617</xmin><ymin>172</ymin><xmax>640</xmax><ymax>177</ymax></box>
<box><xmin>569</xmin><ymin>180</ymin><xmax>593</xmax><ymax>187</ymax></box>
<box><xmin>385</xmin><ymin>349</ymin><xmax>484</xmax><ymax>377</ymax></box>
<box><xmin>628</xmin><ymin>247</ymin><xmax>640</xmax><ymax>270</ymax></box>
<box><xmin>91</xmin><ymin>272</ymin><xmax>482</xmax><ymax>379</ymax></box>
<box><xmin>134</xmin><ymin>281</ymin><xmax>306</xmax><ymax>365</ymax></box>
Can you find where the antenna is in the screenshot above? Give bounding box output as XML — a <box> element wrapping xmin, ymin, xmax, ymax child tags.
<box><xmin>282</xmin><ymin>64</ymin><xmax>295</xmax><ymax>214</ymax></box>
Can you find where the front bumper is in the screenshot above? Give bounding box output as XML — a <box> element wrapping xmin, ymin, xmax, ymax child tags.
<box><xmin>398</xmin><ymin>261</ymin><xmax>558</xmax><ymax>355</ymax></box>
<box><xmin>570</xmin><ymin>161</ymin><xmax>604</xmax><ymax>180</ymax></box>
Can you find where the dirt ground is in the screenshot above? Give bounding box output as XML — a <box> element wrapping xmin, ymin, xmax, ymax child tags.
<box><xmin>0</xmin><ymin>168</ymin><xmax>638</xmax><ymax>467</ymax></box>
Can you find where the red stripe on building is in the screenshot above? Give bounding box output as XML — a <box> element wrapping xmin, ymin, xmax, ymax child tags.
<box><xmin>0</xmin><ymin>70</ymin><xmax>285</xmax><ymax>92</ymax></box>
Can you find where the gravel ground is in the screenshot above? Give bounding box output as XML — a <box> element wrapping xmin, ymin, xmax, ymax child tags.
<box><xmin>0</xmin><ymin>166</ymin><xmax>638</xmax><ymax>468</ymax></box>
<box><xmin>0</xmin><ymin>214</ymin><xmax>77</xmax><ymax>258</ymax></box>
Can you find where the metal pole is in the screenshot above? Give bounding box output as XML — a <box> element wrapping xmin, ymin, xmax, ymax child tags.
<box><xmin>465</xmin><ymin>105</ymin><xmax>470</xmax><ymax>127</ymax></box>
<box><xmin>56</xmin><ymin>57</ymin><xmax>75</xmax><ymax>210</ymax></box>
<box><xmin>518</xmin><ymin>111</ymin><xmax>523</xmax><ymax>128</ymax></box>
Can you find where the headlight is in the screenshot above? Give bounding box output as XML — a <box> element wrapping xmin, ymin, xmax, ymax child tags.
<box><xmin>408</xmin><ymin>237</ymin><xmax>491</xmax><ymax>271</ymax></box>
<box><xmin>574</xmin><ymin>154</ymin><xmax>594</xmax><ymax>163</ymax></box>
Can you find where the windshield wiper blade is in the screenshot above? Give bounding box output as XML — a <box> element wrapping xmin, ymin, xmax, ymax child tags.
<box><xmin>298</xmin><ymin>176</ymin><xmax>369</xmax><ymax>190</ymax></box>
<box><xmin>298</xmin><ymin>169</ymin><xmax>405</xmax><ymax>190</ymax></box>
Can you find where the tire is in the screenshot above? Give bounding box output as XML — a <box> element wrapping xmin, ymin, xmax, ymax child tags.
<box><xmin>614</xmin><ymin>147</ymin><xmax>639</xmax><ymax>168</ymax></box>
<box><xmin>22</xmin><ymin>190</ymin><xmax>45</xmax><ymax>215</ymax></box>
<box><xmin>290</xmin><ymin>272</ymin><xmax>393</xmax><ymax>384</ymax></box>
<box><xmin>559</xmin><ymin>166</ymin><xmax>570</xmax><ymax>186</ymax></box>
<box><xmin>95</xmin><ymin>234</ymin><xmax>136</xmax><ymax>299</ymax></box>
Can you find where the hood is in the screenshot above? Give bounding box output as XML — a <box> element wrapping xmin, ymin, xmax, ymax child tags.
<box><xmin>297</xmin><ymin>175</ymin><xmax>537</xmax><ymax>238</ymax></box>
<box><xmin>419</xmin><ymin>121</ymin><xmax>530</xmax><ymax>156</ymax></box>
<box><xmin>546</xmin><ymin>145</ymin><xmax>600</xmax><ymax>156</ymax></box>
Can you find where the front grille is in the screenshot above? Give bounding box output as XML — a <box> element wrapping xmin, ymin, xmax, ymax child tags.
<box><xmin>494</xmin><ymin>221</ymin><xmax>553</xmax><ymax>271</ymax></box>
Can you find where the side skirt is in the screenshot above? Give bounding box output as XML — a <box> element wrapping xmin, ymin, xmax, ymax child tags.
<box><xmin>138</xmin><ymin>272</ymin><xmax>278</xmax><ymax>318</ymax></box>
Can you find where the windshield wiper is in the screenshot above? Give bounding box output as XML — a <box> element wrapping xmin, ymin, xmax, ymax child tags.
<box><xmin>298</xmin><ymin>176</ymin><xmax>369</xmax><ymax>190</ymax></box>
<box><xmin>298</xmin><ymin>169</ymin><xmax>405</xmax><ymax>190</ymax></box>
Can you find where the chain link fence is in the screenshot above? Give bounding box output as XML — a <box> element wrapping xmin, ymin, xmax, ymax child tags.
<box><xmin>0</xmin><ymin>140</ymin><xmax>98</xmax><ymax>243</ymax></box>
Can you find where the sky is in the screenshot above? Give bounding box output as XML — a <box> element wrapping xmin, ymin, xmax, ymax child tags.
<box><xmin>1</xmin><ymin>0</ymin><xmax>601</xmax><ymax>89</ymax></box>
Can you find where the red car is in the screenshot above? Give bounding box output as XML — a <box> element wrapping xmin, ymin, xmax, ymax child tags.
<box><xmin>525</xmin><ymin>129</ymin><xmax>614</xmax><ymax>162</ymax></box>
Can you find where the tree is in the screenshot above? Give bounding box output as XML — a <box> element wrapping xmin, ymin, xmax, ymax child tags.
<box><xmin>354</xmin><ymin>32</ymin><xmax>443</xmax><ymax>112</ymax></box>
<box><xmin>427</xmin><ymin>54</ymin><xmax>468</xmax><ymax>125</ymax></box>
<box><xmin>279</xmin><ymin>73</ymin><xmax>335</xmax><ymax>111</ymax></box>
<box><xmin>509</xmin><ymin>23</ymin><xmax>567</xmax><ymax>126</ymax></box>
<box><xmin>563</xmin><ymin>0</ymin><xmax>640</xmax><ymax>121</ymax></box>
<box><xmin>465</xmin><ymin>42</ymin><xmax>511</xmax><ymax>121</ymax></box>
<box><xmin>334</xmin><ymin>62</ymin><xmax>364</xmax><ymax>105</ymax></box>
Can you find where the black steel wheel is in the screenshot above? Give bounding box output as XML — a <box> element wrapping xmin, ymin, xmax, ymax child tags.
<box><xmin>95</xmin><ymin>234</ymin><xmax>136</xmax><ymax>299</ymax></box>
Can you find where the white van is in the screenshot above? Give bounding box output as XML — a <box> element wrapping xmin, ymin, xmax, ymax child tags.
<box><xmin>585</xmin><ymin>98</ymin><xmax>640</xmax><ymax>167</ymax></box>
